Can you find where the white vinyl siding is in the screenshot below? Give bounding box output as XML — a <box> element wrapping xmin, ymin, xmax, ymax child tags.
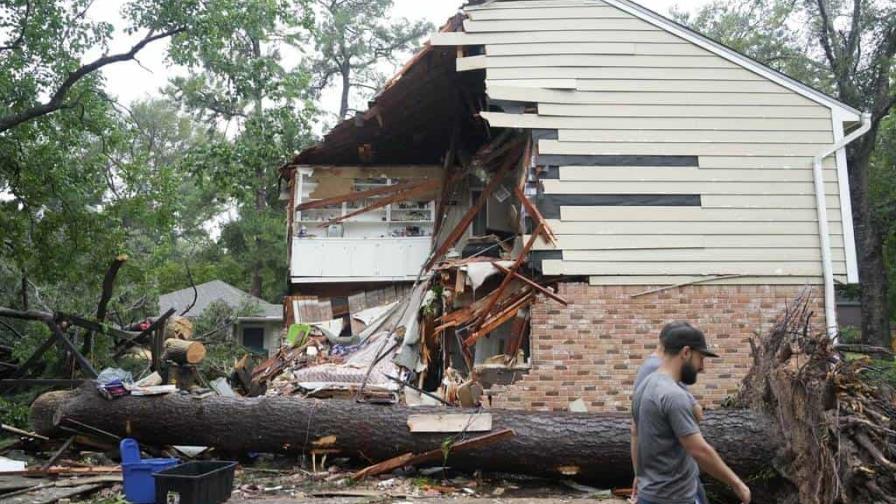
<box><xmin>450</xmin><ymin>0</ymin><xmax>853</xmax><ymax>283</ymax></box>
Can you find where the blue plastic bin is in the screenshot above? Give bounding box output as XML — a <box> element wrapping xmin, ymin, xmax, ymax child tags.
<box><xmin>120</xmin><ymin>438</ymin><xmax>179</xmax><ymax>504</ymax></box>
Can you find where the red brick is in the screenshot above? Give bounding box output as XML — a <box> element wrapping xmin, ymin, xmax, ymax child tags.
<box><xmin>489</xmin><ymin>282</ymin><xmax>824</xmax><ymax>412</ymax></box>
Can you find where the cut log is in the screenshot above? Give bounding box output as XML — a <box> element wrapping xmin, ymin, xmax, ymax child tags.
<box><xmin>162</xmin><ymin>339</ymin><xmax>206</xmax><ymax>365</ymax></box>
<box><xmin>163</xmin><ymin>316</ymin><xmax>193</xmax><ymax>341</ymax></box>
<box><xmin>30</xmin><ymin>386</ymin><xmax>776</xmax><ymax>486</ymax></box>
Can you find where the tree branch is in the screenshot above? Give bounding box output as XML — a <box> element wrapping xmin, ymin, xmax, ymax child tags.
<box><xmin>814</xmin><ymin>0</ymin><xmax>841</xmax><ymax>75</ymax></box>
<box><xmin>180</xmin><ymin>263</ymin><xmax>198</xmax><ymax>316</ymax></box>
<box><xmin>84</xmin><ymin>254</ymin><xmax>128</xmax><ymax>355</ymax></box>
<box><xmin>0</xmin><ymin>307</ymin><xmax>55</xmax><ymax>323</ymax></box>
<box><xmin>0</xmin><ymin>0</ymin><xmax>32</xmax><ymax>52</ymax></box>
<box><xmin>844</xmin><ymin>0</ymin><xmax>862</xmax><ymax>60</ymax></box>
<box><xmin>0</xmin><ymin>27</ymin><xmax>185</xmax><ymax>133</ymax></box>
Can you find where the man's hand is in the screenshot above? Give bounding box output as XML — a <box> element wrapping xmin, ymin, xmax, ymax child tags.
<box><xmin>733</xmin><ymin>480</ymin><xmax>751</xmax><ymax>503</ymax></box>
<box><xmin>629</xmin><ymin>477</ymin><xmax>638</xmax><ymax>503</ymax></box>
<box><xmin>680</xmin><ymin>432</ymin><xmax>750</xmax><ymax>503</ymax></box>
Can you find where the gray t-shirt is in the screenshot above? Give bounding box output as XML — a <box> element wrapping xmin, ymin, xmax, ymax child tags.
<box><xmin>632</xmin><ymin>372</ymin><xmax>701</xmax><ymax>504</ymax></box>
<box><xmin>634</xmin><ymin>354</ymin><xmax>663</xmax><ymax>392</ymax></box>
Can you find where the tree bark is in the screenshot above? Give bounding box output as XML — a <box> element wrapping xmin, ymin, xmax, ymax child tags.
<box><xmin>250</xmin><ymin>36</ymin><xmax>267</xmax><ymax>300</ymax></box>
<box><xmin>162</xmin><ymin>339</ymin><xmax>206</xmax><ymax>365</ymax></box>
<box><xmin>85</xmin><ymin>255</ymin><xmax>128</xmax><ymax>356</ymax></box>
<box><xmin>339</xmin><ymin>63</ymin><xmax>351</xmax><ymax>119</ymax></box>
<box><xmin>30</xmin><ymin>387</ymin><xmax>777</xmax><ymax>487</ymax></box>
<box><xmin>848</xmin><ymin>135</ymin><xmax>892</xmax><ymax>349</ymax></box>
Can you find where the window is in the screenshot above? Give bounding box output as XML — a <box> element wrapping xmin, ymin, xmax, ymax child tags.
<box><xmin>242</xmin><ymin>327</ymin><xmax>266</xmax><ymax>354</ymax></box>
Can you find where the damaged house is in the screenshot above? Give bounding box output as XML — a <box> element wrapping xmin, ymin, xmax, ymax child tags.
<box><xmin>274</xmin><ymin>0</ymin><xmax>865</xmax><ymax>412</ymax></box>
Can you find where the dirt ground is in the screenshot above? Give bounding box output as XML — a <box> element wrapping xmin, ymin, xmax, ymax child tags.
<box><xmin>223</xmin><ymin>465</ymin><xmax>630</xmax><ymax>504</ymax></box>
<box><xmin>231</xmin><ymin>498</ymin><xmax>625</xmax><ymax>503</ymax></box>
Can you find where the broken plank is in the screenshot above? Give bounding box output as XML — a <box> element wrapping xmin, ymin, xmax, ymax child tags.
<box><xmin>514</xmin><ymin>184</ymin><xmax>558</xmax><ymax>246</ymax></box>
<box><xmin>493</xmin><ymin>263</ymin><xmax>568</xmax><ymax>305</ymax></box>
<box><xmin>467</xmin><ymin>292</ymin><xmax>535</xmax><ymax>346</ymax></box>
<box><xmin>351</xmin><ymin>452</ymin><xmax>415</xmax><ymax>481</ymax></box>
<box><xmin>40</xmin><ymin>436</ymin><xmax>75</xmax><ymax>471</ymax></box>
<box><xmin>471</xmin><ymin>222</ymin><xmax>544</xmax><ymax>338</ymax></box>
<box><xmin>1</xmin><ymin>483</ymin><xmax>106</xmax><ymax>504</ymax></box>
<box><xmin>297</xmin><ymin>179</ymin><xmax>434</xmax><ymax>211</ymax></box>
<box><xmin>407</xmin><ymin>413</ymin><xmax>493</xmax><ymax>433</ymax></box>
<box><xmin>321</xmin><ymin>179</ymin><xmax>441</xmax><ymax>227</ymax></box>
<box><xmin>0</xmin><ymin>475</ymin><xmax>45</xmax><ymax>494</ymax></box>
<box><xmin>1</xmin><ymin>424</ymin><xmax>50</xmax><ymax>441</ymax></box>
<box><xmin>352</xmin><ymin>428</ymin><xmax>515</xmax><ymax>480</ymax></box>
<box><xmin>405</xmin><ymin>428</ymin><xmax>515</xmax><ymax>467</ymax></box>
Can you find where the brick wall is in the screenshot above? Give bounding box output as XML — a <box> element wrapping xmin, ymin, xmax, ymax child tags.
<box><xmin>488</xmin><ymin>282</ymin><xmax>823</xmax><ymax>412</ymax></box>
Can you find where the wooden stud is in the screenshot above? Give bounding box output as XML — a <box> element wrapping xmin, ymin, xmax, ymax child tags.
<box><xmin>472</xmin><ymin>222</ymin><xmax>544</xmax><ymax>331</ymax></box>
<box><xmin>513</xmin><ymin>184</ymin><xmax>558</xmax><ymax>246</ymax></box>
<box><xmin>493</xmin><ymin>263</ymin><xmax>568</xmax><ymax>305</ymax></box>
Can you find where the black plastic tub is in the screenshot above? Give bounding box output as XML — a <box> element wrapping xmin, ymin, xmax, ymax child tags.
<box><xmin>153</xmin><ymin>461</ymin><xmax>237</xmax><ymax>504</ymax></box>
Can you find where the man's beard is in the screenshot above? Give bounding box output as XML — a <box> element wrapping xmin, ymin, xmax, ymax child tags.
<box><xmin>681</xmin><ymin>360</ymin><xmax>698</xmax><ymax>385</ymax></box>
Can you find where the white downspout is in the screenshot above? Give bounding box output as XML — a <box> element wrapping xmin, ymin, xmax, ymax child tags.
<box><xmin>813</xmin><ymin>111</ymin><xmax>872</xmax><ymax>340</ymax></box>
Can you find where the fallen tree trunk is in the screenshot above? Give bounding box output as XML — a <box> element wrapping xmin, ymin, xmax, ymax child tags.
<box><xmin>30</xmin><ymin>386</ymin><xmax>776</xmax><ymax>486</ymax></box>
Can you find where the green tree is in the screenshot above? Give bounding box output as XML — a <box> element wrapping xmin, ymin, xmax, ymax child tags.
<box><xmin>310</xmin><ymin>0</ymin><xmax>433</xmax><ymax>119</ymax></box>
<box><xmin>168</xmin><ymin>0</ymin><xmax>316</xmax><ymax>301</ymax></box>
<box><xmin>678</xmin><ymin>0</ymin><xmax>896</xmax><ymax>348</ymax></box>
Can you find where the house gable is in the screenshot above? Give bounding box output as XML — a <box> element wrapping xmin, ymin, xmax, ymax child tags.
<box><xmin>433</xmin><ymin>0</ymin><xmax>859</xmax><ymax>284</ymax></box>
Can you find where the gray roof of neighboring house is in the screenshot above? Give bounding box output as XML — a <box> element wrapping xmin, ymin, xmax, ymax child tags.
<box><xmin>158</xmin><ymin>280</ymin><xmax>282</xmax><ymax>320</ymax></box>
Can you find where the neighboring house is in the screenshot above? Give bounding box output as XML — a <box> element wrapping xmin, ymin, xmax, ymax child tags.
<box><xmin>281</xmin><ymin>0</ymin><xmax>865</xmax><ymax>411</ymax></box>
<box><xmin>158</xmin><ymin>280</ymin><xmax>283</xmax><ymax>356</ymax></box>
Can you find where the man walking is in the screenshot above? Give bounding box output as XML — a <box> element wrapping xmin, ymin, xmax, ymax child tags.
<box><xmin>632</xmin><ymin>323</ymin><xmax>705</xmax><ymax>503</ymax></box>
<box><xmin>631</xmin><ymin>322</ymin><xmax>751</xmax><ymax>504</ymax></box>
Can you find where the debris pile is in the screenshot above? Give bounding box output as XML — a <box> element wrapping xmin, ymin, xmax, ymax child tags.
<box><xmin>261</xmin><ymin>132</ymin><xmax>568</xmax><ymax>408</ymax></box>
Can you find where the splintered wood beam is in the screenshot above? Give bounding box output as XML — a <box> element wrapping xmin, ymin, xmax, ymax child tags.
<box><xmin>296</xmin><ymin>178</ymin><xmax>434</xmax><ymax>212</ymax></box>
<box><xmin>493</xmin><ymin>263</ymin><xmax>568</xmax><ymax>306</ymax></box>
<box><xmin>353</xmin><ymin>428</ymin><xmax>515</xmax><ymax>480</ymax></box>
<box><xmin>352</xmin><ymin>452</ymin><xmax>415</xmax><ymax>481</ymax></box>
<box><xmin>469</xmin><ymin>222</ymin><xmax>544</xmax><ymax>341</ymax></box>
<box><xmin>513</xmin><ymin>185</ymin><xmax>557</xmax><ymax>247</ymax></box>
<box><xmin>319</xmin><ymin>179</ymin><xmax>441</xmax><ymax>227</ymax></box>
<box><xmin>465</xmin><ymin>291</ymin><xmax>535</xmax><ymax>346</ymax></box>
<box><xmin>425</xmin><ymin>142</ymin><xmax>525</xmax><ymax>270</ymax></box>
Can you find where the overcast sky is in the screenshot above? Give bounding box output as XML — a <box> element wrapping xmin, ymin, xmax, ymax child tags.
<box><xmin>98</xmin><ymin>0</ymin><xmax>715</xmax><ymax>117</ymax></box>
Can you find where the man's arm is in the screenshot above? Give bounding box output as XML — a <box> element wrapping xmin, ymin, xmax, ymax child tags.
<box><xmin>630</xmin><ymin>421</ymin><xmax>639</xmax><ymax>500</ymax></box>
<box><xmin>692</xmin><ymin>401</ymin><xmax>704</xmax><ymax>422</ymax></box>
<box><xmin>679</xmin><ymin>432</ymin><xmax>751</xmax><ymax>503</ymax></box>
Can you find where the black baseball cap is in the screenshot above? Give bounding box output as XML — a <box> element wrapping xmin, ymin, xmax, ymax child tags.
<box><xmin>660</xmin><ymin>321</ymin><xmax>719</xmax><ymax>358</ymax></box>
